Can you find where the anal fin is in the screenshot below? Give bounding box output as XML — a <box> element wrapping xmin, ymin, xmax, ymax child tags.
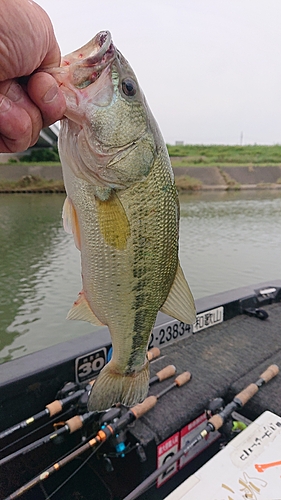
<box><xmin>160</xmin><ymin>263</ymin><xmax>196</xmax><ymax>324</ymax></box>
<box><xmin>67</xmin><ymin>291</ymin><xmax>104</xmax><ymax>326</ymax></box>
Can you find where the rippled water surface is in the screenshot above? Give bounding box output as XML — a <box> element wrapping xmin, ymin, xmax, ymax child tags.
<box><xmin>0</xmin><ymin>191</ymin><xmax>280</xmax><ymax>362</ymax></box>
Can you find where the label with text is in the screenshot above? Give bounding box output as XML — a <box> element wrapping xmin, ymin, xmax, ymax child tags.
<box><xmin>193</xmin><ymin>306</ymin><xmax>224</xmax><ymax>333</ymax></box>
<box><xmin>148</xmin><ymin>320</ymin><xmax>192</xmax><ymax>350</ymax></box>
<box><xmin>157</xmin><ymin>432</ymin><xmax>179</xmax><ymax>487</ymax></box>
<box><xmin>75</xmin><ymin>347</ymin><xmax>107</xmax><ymax>384</ymax></box>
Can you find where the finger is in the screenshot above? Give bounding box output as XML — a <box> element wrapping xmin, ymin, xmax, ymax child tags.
<box><xmin>0</xmin><ymin>80</ymin><xmax>43</xmax><ymax>146</ymax></box>
<box><xmin>27</xmin><ymin>72</ymin><xmax>66</xmax><ymax>127</ymax></box>
<box><xmin>0</xmin><ymin>1</ymin><xmax>61</xmax><ymax>80</ymax></box>
<box><xmin>0</xmin><ymin>95</ymin><xmax>33</xmax><ymax>153</ymax></box>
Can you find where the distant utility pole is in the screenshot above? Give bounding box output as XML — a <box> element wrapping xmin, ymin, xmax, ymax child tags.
<box><xmin>240</xmin><ymin>131</ymin><xmax>243</xmax><ymax>145</ymax></box>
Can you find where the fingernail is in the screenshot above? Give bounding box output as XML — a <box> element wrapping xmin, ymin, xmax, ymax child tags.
<box><xmin>0</xmin><ymin>96</ymin><xmax>11</xmax><ymax>113</ymax></box>
<box><xmin>6</xmin><ymin>82</ymin><xmax>22</xmax><ymax>102</ymax></box>
<box><xmin>43</xmin><ymin>84</ymin><xmax>59</xmax><ymax>103</ymax></box>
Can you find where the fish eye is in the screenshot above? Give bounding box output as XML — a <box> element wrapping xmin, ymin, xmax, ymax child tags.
<box><xmin>122</xmin><ymin>78</ymin><xmax>137</xmax><ymax>97</ymax></box>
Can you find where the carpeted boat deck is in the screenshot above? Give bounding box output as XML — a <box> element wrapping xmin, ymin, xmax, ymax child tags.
<box><xmin>131</xmin><ymin>302</ymin><xmax>281</xmax><ymax>445</ymax></box>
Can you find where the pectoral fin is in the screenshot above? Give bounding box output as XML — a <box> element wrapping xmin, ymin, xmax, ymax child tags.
<box><xmin>160</xmin><ymin>263</ymin><xmax>196</xmax><ymax>324</ymax></box>
<box><xmin>62</xmin><ymin>197</ymin><xmax>81</xmax><ymax>251</ymax></box>
<box><xmin>96</xmin><ymin>191</ymin><xmax>130</xmax><ymax>250</ymax></box>
<box><xmin>67</xmin><ymin>291</ymin><xmax>104</xmax><ymax>326</ymax></box>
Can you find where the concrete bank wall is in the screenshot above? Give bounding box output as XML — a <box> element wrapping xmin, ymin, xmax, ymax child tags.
<box><xmin>2</xmin><ymin>164</ymin><xmax>281</xmax><ymax>189</ymax></box>
<box><xmin>173</xmin><ymin>165</ymin><xmax>281</xmax><ymax>188</ymax></box>
<box><xmin>0</xmin><ymin>164</ymin><xmax>63</xmax><ymax>181</ymax></box>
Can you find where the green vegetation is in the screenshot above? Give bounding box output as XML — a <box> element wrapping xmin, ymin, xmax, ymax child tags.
<box><xmin>0</xmin><ymin>175</ymin><xmax>65</xmax><ymax>193</ymax></box>
<box><xmin>5</xmin><ymin>144</ymin><xmax>281</xmax><ymax>167</ymax></box>
<box><xmin>167</xmin><ymin>144</ymin><xmax>281</xmax><ymax>166</ymax></box>
<box><xmin>8</xmin><ymin>160</ymin><xmax>61</xmax><ymax>166</ymax></box>
<box><xmin>217</xmin><ymin>167</ymin><xmax>240</xmax><ymax>189</ymax></box>
<box><xmin>19</xmin><ymin>147</ymin><xmax>60</xmax><ymax>163</ymax></box>
<box><xmin>175</xmin><ymin>175</ymin><xmax>202</xmax><ymax>191</ymax></box>
<box><xmin>2</xmin><ymin>144</ymin><xmax>281</xmax><ymax>192</ymax></box>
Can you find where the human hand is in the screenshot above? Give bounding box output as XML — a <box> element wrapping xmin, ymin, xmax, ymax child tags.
<box><xmin>0</xmin><ymin>0</ymin><xmax>66</xmax><ymax>153</ymax></box>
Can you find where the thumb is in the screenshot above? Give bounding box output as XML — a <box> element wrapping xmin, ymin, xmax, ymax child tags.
<box><xmin>27</xmin><ymin>72</ymin><xmax>66</xmax><ymax>127</ymax></box>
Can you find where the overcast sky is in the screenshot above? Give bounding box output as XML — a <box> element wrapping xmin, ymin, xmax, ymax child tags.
<box><xmin>36</xmin><ymin>0</ymin><xmax>281</xmax><ymax>145</ymax></box>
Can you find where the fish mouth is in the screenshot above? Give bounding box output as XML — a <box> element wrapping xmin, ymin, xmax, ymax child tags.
<box><xmin>48</xmin><ymin>31</ymin><xmax>116</xmax><ymax>89</ymax></box>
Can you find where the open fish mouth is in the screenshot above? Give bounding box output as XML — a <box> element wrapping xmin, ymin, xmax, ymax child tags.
<box><xmin>48</xmin><ymin>31</ymin><xmax>116</xmax><ymax>89</ymax></box>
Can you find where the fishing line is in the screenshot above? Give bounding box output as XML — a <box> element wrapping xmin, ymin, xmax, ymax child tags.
<box><xmin>3</xmin><ymin>431</ymin><xmax>98</xmax><ymax>500</ymax></box>
<box><xmin>2</xmin><ymin>365</ymin><xmax>174</xmax><ymax>460</ymax></box>
<box><xmin>44</xmin><ymin>443</ymin><xmax>104</xmax><ymax>500</ymax></box>
<box><xmin>0</xmin><ymin>408</ymin><xmax>74</xmax><ymax>456</ymax></box>
<box><xmin>45</xmin><ymin>365</ymin><xmax>179</xmax><ymax>498</ymax></box>
<box><xmin>5</xmin><ymin>371</ymin><xmax>191</xmax><ymax>499</ymax></box>
<box><xmin>44</xmin><ymin>371</ymin><xmax>190</xmax><ymax>499</ymax></box>
<box><xmin>39</xmin><ymin>481</ymin><xmax>50</xmax><ymax>500</ymax></box>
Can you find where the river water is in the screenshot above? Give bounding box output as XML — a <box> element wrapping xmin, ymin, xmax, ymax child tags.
<box><xmin>0</xmin><ymin>190</ymin><xmax>280</xmax><ymax>363</ymax></box>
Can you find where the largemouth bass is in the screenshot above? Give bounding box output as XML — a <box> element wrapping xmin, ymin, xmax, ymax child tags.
<box><xmin>50</xmin><ymin>31</ymin><xmax>196</xmax><ymax>411</ymax></box>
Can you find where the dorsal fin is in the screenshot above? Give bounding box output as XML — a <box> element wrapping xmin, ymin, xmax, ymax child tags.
<box><xmin>160</xmin><ymin>263</ymin><xmax>196</xmax><ymax>324</ymax></box>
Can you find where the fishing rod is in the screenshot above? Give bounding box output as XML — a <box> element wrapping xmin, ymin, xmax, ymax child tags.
<box><xmin>149</xmin><ymin>364</ymin><xmax>176</xmax><ymax>385</ymax></box>
<box><xmin>0</xmin><ymin>387</ymin><xmax>85</xmax><ymax>441</ymax></box>
<box><xmin>146</xmin><ymin>347</ymin><xmax>161</xmax><ymax>361</ymax></box>
<box><xmin>0</xmin><ymin>411</ymin><xmax>96</xmax><ymax>467</ymax></box>
<box><xmin>0</xmin><ymin>347</ymin><xmax>161</xmax><ymax>443</ymax></box>
<box><xmin>4</xmin><ymin>370</ymin><xmax>191</xmax><ymax>500</ymax></box>
<box><xmin>0</xmin><ymin>364</ymin><xmax>176</xmax><ymax>467</ymax></box>
<box><xmin>123</xmin><ymin>363</ymin><xmax>279</xmax><ymax>500</ymax></box>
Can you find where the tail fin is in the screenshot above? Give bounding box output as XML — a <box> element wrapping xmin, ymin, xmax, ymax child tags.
<box><xmin>88</xmin><ymin>361</ymin><xmax>150</xmax><ymax>411</ymax></box>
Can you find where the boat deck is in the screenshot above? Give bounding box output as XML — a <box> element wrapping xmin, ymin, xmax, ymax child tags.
<box><xmin>133</xmin><ymin>300</ymin><xmax>281</xmax><ymax>448</ymax></box>
<box><xmin>112</xmin><ymin>298</ymin><xmax>280</xmax><ymax>499</ymax></box>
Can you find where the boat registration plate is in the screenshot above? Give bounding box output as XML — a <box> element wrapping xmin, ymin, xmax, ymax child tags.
<box><xmin>148</xmin><ymin>320</ymin><xmax>192</xmax><ymax>350</ymax></box>
<box><xmin>148</xmin><ymin>306</ymin><xmax>224</xmax><ymax>349</ymax></box>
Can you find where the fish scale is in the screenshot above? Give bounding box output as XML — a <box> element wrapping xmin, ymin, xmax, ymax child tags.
<box><xmin>49</xmin><ymin>30</ymin><xmax>196</xmax><ymax>411</ymax></box>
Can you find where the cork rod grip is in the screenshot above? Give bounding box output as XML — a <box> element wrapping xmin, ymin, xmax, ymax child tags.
<box><xmin>236</xmin><ymin>364</ymin><xmax>279</xmax><ymax>406</ymax></box>
<box><xmin>156</xmin><ymin>365</ymin><xmax>176</xmax><ymax>382</ymax></box>
<box><xmin>46</xmin><ymin>400</ymin><xmax>63</xmax><ymax>417</ymax></box>
<box><xmin>208</xmin><ymin>414</ymin><xmax>224</xmax><ymax>431</ymax></box>
<box><xmin>147</xmin><ymin>347</ymin><xmax>160</xmax><ymax>361</ymax></box>
<box><xmin>66</xmin><ymin>416</ymin><xmax>83</xmax><ymax>434</ymax></box>
<box><xmin>131</xmin><ymin>396</ymin><xmax>157</xmax><ymax>419</ymax></box>
<box><xmin>235</xmin><ymin>383</ymin><xmax>259</xmax><ymax>406</ymax></box>
<box><xmin>259</xmin><ymin>364</ymin><xmax>279</xmax><ymax>383</ymax></box>
<box><xmin>175</xmin><ymin>371</ymin><xmax>192</xmax><ymax>386</ymax></box>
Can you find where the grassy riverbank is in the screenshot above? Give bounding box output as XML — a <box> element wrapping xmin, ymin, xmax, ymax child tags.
<box><xmin>2</xmin><ymin>145</ymin><xmax>281</xmax><ymax>192</ymax></box>
<box><xmin>167</xmin><ymin>144</ymin><xmax>281</xmax><ymax>166</ymax></box>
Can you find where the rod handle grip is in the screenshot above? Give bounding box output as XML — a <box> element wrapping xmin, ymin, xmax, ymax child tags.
<box><xmin>260</xmin><ymin>364</ymin><xmax>279</xmax><ymax>383</ymax></box>
<box><xmin>175</xmin><ymin>371</ymin><xmax>192</xmax><ymax>386</ymax></box>
<box><xmin>147</xmin><ymin>347</ymin><xmax>160</xmax><ymax>361</ymax></box>
<box><xmin>156</xmin><ymin>365</ymin><xmax>176</xmax><ymax>382</ymax></box>
<box><xmin>46</xmin><ymin>400</ymin><xmax>62</xmax><ymax>417</ymax></box>
<box><xmin>235</xmin><ymin>383</ymin><xmax>259</xmax><ymax>406</ymax></box>
<box><xmin>66</xmin><ymin>415</ymin><xmax>83</xmax><ymax>433</ymax></box>
<box><xmin>236</xmin><ymin>365</ymin><xmax>279</xmax><ymax>406</ymax></box>
<box><xmin>131</xmin><ymin>395</ymin><xmax>157</xmax><ymax>419</ymax></box>
<box><xmin>208</xmin><ymin>414</ymin><xmax>224</xmax><ymax>431</ymax></box>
